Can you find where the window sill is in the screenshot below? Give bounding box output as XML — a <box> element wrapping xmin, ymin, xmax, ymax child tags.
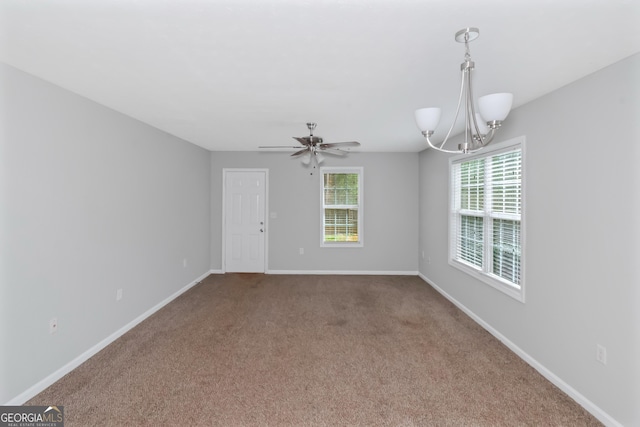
<box><xmin>321</xmin><ymin>241</ymin><xmax>363</xmax><ymax>248</ymax></box>
<box><xmin>449</xmin><ymin>258</ymin><xmax>525</xmax><ymax>303</ymax></box>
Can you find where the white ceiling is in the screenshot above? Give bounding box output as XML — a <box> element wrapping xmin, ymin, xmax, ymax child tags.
<box><xmin>1</xmin><ymin>0</ymin><xmax>639</xmax><ymax>152</ymax></box>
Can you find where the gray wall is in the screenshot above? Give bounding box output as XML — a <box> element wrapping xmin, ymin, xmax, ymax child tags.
<box><xmin>0</xmin><ymin>63</ymin><xmax>212</xmax><ymax>403</ymax></box>
<box><xmin>419</xmin><ymin>53</ymin><xmax>640</xmax><ymax>426</ymax></box>
<box><xmin>211</xmin><ymin>151</ymin><xmax>419</xmax><ymax>273</ymax></box>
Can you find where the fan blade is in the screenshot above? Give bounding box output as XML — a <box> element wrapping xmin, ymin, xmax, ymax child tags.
<box><xmin>319</xmin><ymin>141</ymin><xmax>360</xmax><ymax>149</ymax></box>
<box><xmin>319</xmin><ymin>148</ymin><xmax>348</xmax><ymax>156</ymax></box>
<box><xmin>259</xmin><ymin>145</ymin><xmax>303</xmax><ymax>149</ymax></box>
<box><xmin>291</xmin><ymin>148</ymin><xmax>309</xmax><ymax>157</ymax></box>
<box><xmin>293</xmin><ymin>136</ymin><xmax>311</xmax><ymax>146</ymax></box>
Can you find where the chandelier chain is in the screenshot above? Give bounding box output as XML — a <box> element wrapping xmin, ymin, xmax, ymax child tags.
<box><xmin>464</xmin><ymin>37</ymin><xmax>471</xmax><ymax>61</ymax></box>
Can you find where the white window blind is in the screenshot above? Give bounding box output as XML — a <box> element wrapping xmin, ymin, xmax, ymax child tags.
<box><xmin>489</xmin><ymin>150</ymin><xmax>521</xmax><ymax>285</ymax></box>
<box><xmin>449</xmin><ymin>137</ymin><xmax>524</xmax><ymax>301</ymax></box>
<box><xmin>320</xmin><ymin>167</ymin><xmax>363</xmax><ymax>247</ymax></box>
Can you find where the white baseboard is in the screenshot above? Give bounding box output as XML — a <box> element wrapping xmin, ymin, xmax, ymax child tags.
<box><xmin>417</xmin><ymin>273</ymin><xmax>621</xmax><ymax>427</ymax></box>
<box><xmin>266</xmin><ymin>270</ymin><xmax>419</xmax><ymax>275</ymax></box>
<box><xmin>5</xmin><ymin>270</ymin><xmax>212</xmax><ymax>406</ymax></box>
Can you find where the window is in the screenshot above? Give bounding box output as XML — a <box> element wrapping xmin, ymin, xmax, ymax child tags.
<box><xmin>320</xmin><ymin>167</ymin><xmax>363</xmax><ymax>247</ymax></box>
<box><xmin>449</xmin><ymin>137</ymin><xmax>525</xmax><ymax>301</ymax></box>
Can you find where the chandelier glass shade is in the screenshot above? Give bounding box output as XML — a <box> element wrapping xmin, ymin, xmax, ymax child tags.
<box><xmin>415</xmin><ymin>28</ymin><xmax>513</xmax><ymax>154</ymax></box>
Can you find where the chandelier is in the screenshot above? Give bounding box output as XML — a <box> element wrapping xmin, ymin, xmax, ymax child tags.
<box><xmin>414</xmin><ymin>28</ymin><xmax>513</xmax><ymax>154</ymax></box>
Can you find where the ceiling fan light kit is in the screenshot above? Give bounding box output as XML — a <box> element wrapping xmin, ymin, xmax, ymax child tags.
<box><xmin>415</xmin><ymin>27</ymin><xmax>513</xmax><ymax>154</ymax></box>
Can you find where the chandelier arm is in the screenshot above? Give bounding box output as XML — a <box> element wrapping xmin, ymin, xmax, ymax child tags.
<box><xmin>478</xmin><ymin>128</ymin><xmax>496</xmax><ymax>147</ymax></box>
<box><xmin>465</xmin><ymin>71</ymin><xmax>473</xmax><ymax>148</ymax></box>
<box><xmin>434</xmin><ymin>69</ymin><xmax>468</xmax><ymax>151</ymax></box>
<box><xmin>466</xmin><ymin>65</ymin><xmax>488</xmax><ymax>147</ymax></box>
<box><xmin>425</xmin><ymin>134</ymin><xmax>464</xmax><ymax>154</ymax></box>
<box><xmin>467</xmin><ymin>129</ymin><xmax>496</xmax><ymax>153</ymax></box>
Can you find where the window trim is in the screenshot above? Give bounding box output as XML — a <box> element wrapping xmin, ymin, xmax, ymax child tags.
<box><xmin>448</xmin><ymin>136</ymin><xmax>526</xmax><ymax>302</ymax></box>
<box><xmin>320</xmin><ymin>166</ymin><xmax>364</xmax><ymax>248</ymax></box>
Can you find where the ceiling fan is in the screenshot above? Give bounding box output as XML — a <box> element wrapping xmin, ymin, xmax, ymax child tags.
<box><xmin>259</xmin><ymin>122</ymin><xmax>360</xmax><ymax>166</ymax></box>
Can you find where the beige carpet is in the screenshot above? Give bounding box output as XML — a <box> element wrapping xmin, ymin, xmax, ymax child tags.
<box><xmin>27</xmin><ymin>274</ymin><xmax>601</xmax><ymax>426</ymax></box>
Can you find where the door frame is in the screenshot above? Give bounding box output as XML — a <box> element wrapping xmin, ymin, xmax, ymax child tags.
<box><xmin>222</xmin><ymin>168</ymin><xmax>269</xmax><ymax>273</ymax></box>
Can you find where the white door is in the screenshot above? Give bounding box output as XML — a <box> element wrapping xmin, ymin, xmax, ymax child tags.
<box><xmin>224</xmin><ymin>170</ymin><xmax>267</xmax><ymax>272</ymax></box>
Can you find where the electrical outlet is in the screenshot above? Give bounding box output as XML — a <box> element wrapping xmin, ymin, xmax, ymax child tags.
<box><xmin>596</xmin><ymin>344</ymin><xmax>607</xmax><ymax>365</ymax></box>
<box><xmin>183</xmin><ymin>258</ymin><xmax>188</xmax><ymax>268</ymax></box>
<box><xmin>299</xmin><ymin>248</ymin><xmax>304</xmax><ymax>255</ymax></box>
<box><xmin>49</xmin><ymin>317</ymin><xmax>58</xmax><ymax>335</ymax></box>
<box><xmin>116</xmin><ymin>288</ymin><xmax>123</xmax><ymax>301</ymax></box>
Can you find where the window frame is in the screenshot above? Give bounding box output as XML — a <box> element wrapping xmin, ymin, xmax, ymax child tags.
<box><xmin>320</xmin><ymin>166</ymin><xmax>363</xmax><ymax>248</ymax></box>
<box><xmin>449</xmin><ymin>136</ymin><xmax>526</xmax><ymax>302</ymax></box>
